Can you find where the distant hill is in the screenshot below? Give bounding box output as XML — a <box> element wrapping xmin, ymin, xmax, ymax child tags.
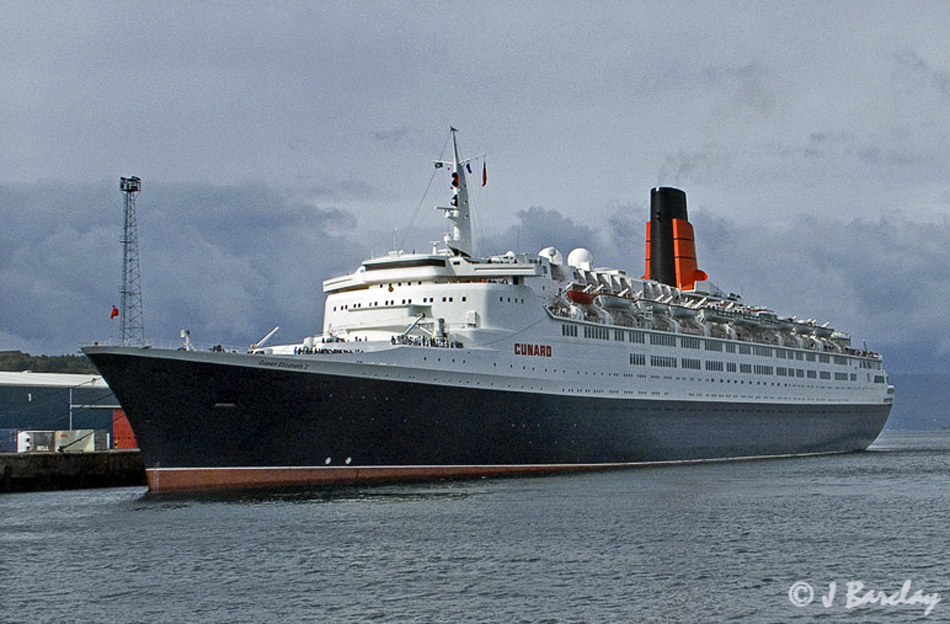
<box><xmin>884</xmin><ymin>374</ymin><xmax>950</xmax><ymax>431</ymax></box>
<box><xmin>0</xmin><ymin>350</ymin><xmax>97</xmax><ymax>374</ymax></box>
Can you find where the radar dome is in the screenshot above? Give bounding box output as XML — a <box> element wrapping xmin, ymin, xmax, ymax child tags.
<box><xmin>567</xmin><ymin>248</ymin><xmax>594</xmax><ymax>271</ymax></box>
<box><xmin>538</xmin><ymin>247</ymin><xmax>564</xmax><ymax>265</ymax></box>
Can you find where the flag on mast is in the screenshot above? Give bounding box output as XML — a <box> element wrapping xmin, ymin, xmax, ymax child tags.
<box><xmin>482</xmin><ymin>161</ymin><xmax>487</xmax><ymax>186</ymax></box>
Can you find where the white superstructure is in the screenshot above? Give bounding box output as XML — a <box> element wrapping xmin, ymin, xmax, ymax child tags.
<box><xmin>253</xmin><ymin>129</ymin><xmax>891</xmax><ymax>409</ymax></box>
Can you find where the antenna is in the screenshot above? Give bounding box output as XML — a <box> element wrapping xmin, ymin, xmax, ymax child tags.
<box><xmin>119</xmin><ymin>176</ymin><xmax>145</xmax><ymax>346</ymax></box>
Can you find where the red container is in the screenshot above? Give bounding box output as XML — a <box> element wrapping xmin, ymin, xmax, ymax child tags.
<box><xmin>112</xmin><ymin>409</ymin><xmax>139</xmax><ymax>449</ymax></box>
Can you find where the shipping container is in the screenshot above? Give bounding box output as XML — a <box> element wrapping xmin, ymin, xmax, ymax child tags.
<box><xmin>17</xmin><ymin>430</ymin><xmax>55</xmax><ymax>452</ymax></box>
<box><xmin>0</xmin><ymin>428</ymin><xmax>17</xmax><ymax>452</ymax></box>
<box><xmin>54</xmin><ymin>430</ymin><xmax>109</xmax><ymax>453</ymax></box>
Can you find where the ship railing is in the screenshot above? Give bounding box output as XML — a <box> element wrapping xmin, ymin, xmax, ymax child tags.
<box><xmin>84</xmin><ymin>338</ymin><xmax>249</xmax><ymax>353</ymax></box>
<box><xmin>291</xmin><ymin>345</ymin><xmax>362</xmax><ymax>355</ymax></box>
<box><xmin>391</xmin><ymin>334</ymin><xmax>464</xmax><ymax>349</ymax></box>
<box><xmin>843</xmin><ymin>348</ymin><xmax>881</xmax><ymax>359</ymax></box>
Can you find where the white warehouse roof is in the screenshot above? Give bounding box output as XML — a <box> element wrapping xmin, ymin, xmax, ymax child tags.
<box><xmin>0</xmin><ymin>371</ymin><xmax>109</xmax><ymax>388</ymax></box>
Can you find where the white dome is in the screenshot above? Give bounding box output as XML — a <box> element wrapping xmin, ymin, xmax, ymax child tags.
<box><xmin>538</xmin><ymin>246</ymin><xmax>564</xmax><ymax>266</ymax></box>
<box><xmin>567</xmin><ymin>247</ymin><xmax>594</xmax><ymax>271</ymax></box>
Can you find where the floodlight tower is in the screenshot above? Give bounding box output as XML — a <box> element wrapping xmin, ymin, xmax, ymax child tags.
<box><xmin>119</xmin><ymin>176</ymin><xmax>145</xmax><ymax>345</ymax></box>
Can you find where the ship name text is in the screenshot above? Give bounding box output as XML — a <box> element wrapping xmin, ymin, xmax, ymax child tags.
<box><xmin>514</xmin><ymin>343</ymin><xmax>552</xmax><ymax>357</ymax></box>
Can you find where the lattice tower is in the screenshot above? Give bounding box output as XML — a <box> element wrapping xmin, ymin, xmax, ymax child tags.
<box><xmin>119</xmin><ymin>176</ymin><xmax>145</xmax><ymax>345</ymax></box>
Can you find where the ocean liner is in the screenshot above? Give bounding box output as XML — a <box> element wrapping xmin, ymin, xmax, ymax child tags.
<box><xmin>84</xmin><ymin>129</ymin><xmax>894</xmax><ymax>493</ymax></box>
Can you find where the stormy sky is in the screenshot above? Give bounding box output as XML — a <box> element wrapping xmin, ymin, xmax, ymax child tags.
<box><xmin>2</xmin><ymin>1</ymin><xmax>949</xmax><ymax>373</ymax></box>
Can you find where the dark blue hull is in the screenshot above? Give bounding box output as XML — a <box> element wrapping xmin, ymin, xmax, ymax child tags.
<box><xmin>83</xmin><ymin>348</ymin><xmax>891</xmax><ymax>492</ymax></box>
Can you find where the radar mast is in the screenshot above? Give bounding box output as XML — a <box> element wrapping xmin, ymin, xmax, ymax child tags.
<box><xmin>436</xmin><ymin>127</ymin><xmax>473</xmax><ymax>257</ymax></box>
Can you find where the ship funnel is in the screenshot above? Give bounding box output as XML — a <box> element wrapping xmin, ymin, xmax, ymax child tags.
<box><xmin>643</xmin><ymin>187</ymin><xmax>708</xmax><ymax>290</ymax></box>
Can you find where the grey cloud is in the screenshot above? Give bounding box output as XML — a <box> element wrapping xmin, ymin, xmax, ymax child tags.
<box><xmin>657</xmin><ymin>145</ymin><xmax>735</xmax><ymax>186</ymax></box>
<box><xmin>705</xmin><ymin>62</ymin><xmax>779</xmax><ymax>121</ymax></box>
<box><xmin>373</xmin><ymin>125</ymin><xmax>417</xmax><ymax>145</ymax></box>
<box><xmin>478</xmin><ymin>206</ymin><xmax>604</xmax><ymax>262</ymax></box>
<box><xmin>605</xmin><ymin>203</ymin><xmax>649</xmax><ymax>268</ymax></box>
<box><xmin>0</xmin><ymin>180</ymin><xmax>365</xmax><ymax>353</ymax></box>
<box><xmin>761</xmin><ymin>132</ymin><xmax>923</xmax><ymax>174</ymax></box>
<box><xmin>690</xmin><ymin>210</ymin><xmax>950</xmax><ymax>368</ymax></box>
<box><xmin>893</xmin><ymin>49</ymin><xmax>950</xmax><ymax>98</ymax></box>
<box><xmin>853</xmin><ymin>146</ymin><xmax>918</xmax><ymax>167</ymax></box>
<box><xmin>4</xmin><ymin>175</ymin><xmax>950</xmax><ymax>376</ymax></box>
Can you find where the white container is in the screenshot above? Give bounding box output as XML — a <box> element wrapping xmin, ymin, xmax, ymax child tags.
<box><xmin>17</xmin><ymin>430</ymin><xmax>55</xmax><ymax>453</ymax></box>
<box><xmin>54</xmin><ymin>430</ymin><xmax>109</xmax><ymax>453</ymax></box>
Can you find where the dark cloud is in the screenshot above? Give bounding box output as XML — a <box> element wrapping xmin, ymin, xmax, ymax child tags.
<box><xmin>604</xmin><ymin>202</ymin><xmax>649</xmax><ymax>268</ymax></box>
<box><xmin>0</xmin><ymin>180</ymin><xmax>365</xmax><ymax>354</ymax></box>
<box><xmin>478</xmin><ymin>206</ymin><xmax>603</xmax><ymax>262</ymax></box>
<box><xmin>689</xmin><ymin>210</ymin><xmax>950</xmax><ymax>370</ymax></box>
<box><xmin>3</xmin><ymin>176</ymin><xmax>950</xmax><ymax>377</ymax></box>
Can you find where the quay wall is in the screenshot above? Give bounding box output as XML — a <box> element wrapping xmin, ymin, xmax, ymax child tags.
<box><xmin>0</xmin><ymin>450</ymin><xmax>146</xmax><ymax>493</ymax></box>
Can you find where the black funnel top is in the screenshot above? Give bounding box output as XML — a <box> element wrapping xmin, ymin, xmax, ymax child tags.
<box><xmin>650</xmin><ymin>187</ymin><xmax>688</xmax><ymax>286</ymax></box>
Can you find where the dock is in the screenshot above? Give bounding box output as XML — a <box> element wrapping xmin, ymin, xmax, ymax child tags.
<box><xmin>0</xmin><ymin>450</ymin><xmax>146</xmax><ymax>493</ymax></box>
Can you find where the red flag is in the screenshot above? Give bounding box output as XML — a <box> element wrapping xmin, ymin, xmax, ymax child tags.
<box><xmin>110</xmin><ymin>306</ymin><xmax>119</xmax><ymax>319</ymax></box>
<box><xmin>482</xmin><ymin>161</ymin><xmax>487</xmax><ymax>186</ymax></box>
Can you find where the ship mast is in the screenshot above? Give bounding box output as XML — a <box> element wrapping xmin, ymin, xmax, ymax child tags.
<box><xmin>436</xmin><ymin>127</ymin><xmax>473</xmax><ymax>257</ymax></box>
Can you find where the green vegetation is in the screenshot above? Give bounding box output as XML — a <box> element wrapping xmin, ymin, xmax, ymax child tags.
<box><xmin>0</xmin><ymin>351</ymin><xmax>97</xmax><ymax>374</ymax></box>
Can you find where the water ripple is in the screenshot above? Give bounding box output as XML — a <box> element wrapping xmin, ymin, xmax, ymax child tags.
<box><xmin>2</xmin><ymin>431</ymin><xmax>949</xmax><ymax>623</ymax></box>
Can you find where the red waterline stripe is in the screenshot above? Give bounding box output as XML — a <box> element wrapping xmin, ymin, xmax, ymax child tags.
<box><xmin>146</xmin><ymin>449</ymin><xmax>850</xmax><ymax>493</ymax></box>
<box><xmin>146</xmin><ymin>463</ymin><xmax>619</xmax><ymax>493</ymax></box>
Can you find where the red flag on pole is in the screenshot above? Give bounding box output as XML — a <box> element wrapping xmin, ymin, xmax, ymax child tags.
<box><xmin>110</xmin><ymin>306</ymin><xmax>119</xmax><ymax>319</ymax></box>
<box><xmin>482</xmin><ymin>161</ymin><xmax>487</xmax><ymax>186</ymax></box>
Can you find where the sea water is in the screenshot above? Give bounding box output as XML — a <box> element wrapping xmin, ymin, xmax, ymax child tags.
<box><xmin>2</xmin><ymin>430</ymin><xmax>948</xmax><ymax>623</ymax></box>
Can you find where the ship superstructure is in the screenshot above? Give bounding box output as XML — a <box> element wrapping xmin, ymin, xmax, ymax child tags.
<box><xmin>84</xmin><ymin>129</ymin><xmax>893</xmax><ymax>493</ymax></box>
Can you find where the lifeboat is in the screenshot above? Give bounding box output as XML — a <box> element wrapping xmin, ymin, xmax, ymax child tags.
<box><xmin>596</xmin><ymin>293</ymin><xmax>633</xmax><ymax>310</ymax></box>
<box><xmin>567</xmin><ymin>289</ymin><xmax>595</xmax><ymax>305</ymax></box>
<box><xmin>794</xmin><ymin>321</ymin><xmax>816</xmax><ymax>335</ymax></box>
<box><xmin>671</xmin><ymin>304</ymin><xmax>698</xmax><ymax>319</ymax></box>
<box><xmin>777</xmin><ymin>316</ymin><xmax>796</xmax><ymax>331</ymax></box>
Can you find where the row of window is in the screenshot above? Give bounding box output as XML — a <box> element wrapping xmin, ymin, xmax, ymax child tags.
<box><xmin>334</xmin><ymin>295</ymin><xmax>469</xmax><ymax>311</ymax></box>
<box><xmin>628</xmin><ymin>354</ymin><xmax>869</xmax><ymax>382</ymax></box>
<box><xmin>330</xmin><ymin>290</ymin><xmax>532</xmax><ymax>313</ymax></box>
<box><xmin>566</xmin><ymin>324</ymin><xmax>880</xmax><ymax>368</ymax></box>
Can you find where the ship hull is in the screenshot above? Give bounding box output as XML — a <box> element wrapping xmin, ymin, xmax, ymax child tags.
<box><xmin>84</xmin><ymin>347</ymin><xmax>891</xmax><ymax>493</ymax></box>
